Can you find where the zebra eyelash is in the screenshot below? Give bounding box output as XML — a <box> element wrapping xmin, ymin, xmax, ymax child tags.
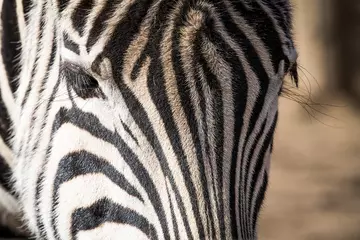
<box><xmin>60</xmin><ymin>62</ymin><xmax>105</xmax><ymax>99</ymax></box>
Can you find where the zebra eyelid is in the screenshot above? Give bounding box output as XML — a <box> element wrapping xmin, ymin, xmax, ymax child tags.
<box><xmin>60</xmin><ymin>61</ymin><xmax>107</xmax><ymax>100</ymax></box>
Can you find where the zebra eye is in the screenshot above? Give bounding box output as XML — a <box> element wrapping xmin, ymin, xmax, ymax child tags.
<box><xmin>61</xmin><ymin>63</ymin><xmax>105</xmax><ymax>99</ymax></box>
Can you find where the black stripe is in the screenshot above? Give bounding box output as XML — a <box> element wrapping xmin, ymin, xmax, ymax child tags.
<box><xmin>58</xmin><ymin>0</ymin><xmax>70</xmax><ymax>12</ymax></box>
<box><xmin>0</xmin><ymin>224</ymin><xmax>23</xmax><ymax>238</ymax></box>
<box><xmin>270</xmin><ymin>138</ymin><xmax>274</xmax><ymax>153</ymax></box>
<box><xmin>63</xmin><ymin>33</ymin><xmax>80</xmax><ymax>55</ymax></box>
<box><xmin>71</xmin><ymin>0</ymin><xmax>95</xmax><ymax>36</ymax></box>
<box><xmin>54</xmin><ymin>151</ymin><xmax>143</xmax><ymax>200</ymax></box>
<box><xmin>165</xmin><ymin>184</ymin><xmax>180</xmax><ymax>240</ymax></box>
<box><xmin>1</xmin><ymin>0</ymin><xmax>21</xmax><ymax>93</ymax></box>
<box><xmin>120</xmin><ymin>119</ymin><xmax>139</xmax><ymax>145</ymax></box>
<box><xmin>71</xmin><ymin>198</ymin><xmax>157</xmax><ymax>239</ymax></box>
<box><xmin>22</xmin><ymin>0</ymin><xmax>32</xmax><ymax>24</ymax></box>
<box><xmin>86</xmin><ymin>0</ymin><xmax>123</xmax><ymax>52</ymax></box>
<box><xmin>0</xmin><ymin>100</ymin><xmax>12</xmax><ymax>147</ymax></box>
<box><xmin>0</xmin><ymin>155</ymin><xmax>13</xmax><ymax>193</ymax></box>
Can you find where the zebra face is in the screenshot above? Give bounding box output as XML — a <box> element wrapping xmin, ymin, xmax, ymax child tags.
<box><xmin>13</xmin><ymin>0</ymin><xmax>297</xmax><ymax>239</ymax></box>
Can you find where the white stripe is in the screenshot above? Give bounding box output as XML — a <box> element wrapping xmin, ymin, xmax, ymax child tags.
<box><xmin>77</xmin><ymin>223</ymin><xmax>149</xmax><ymax>240</ymax></box>
<box><xmin>0</xmin><ymin>136</ymin><xmax>14</xmax><ymax>168</ymax></box>
<box><xmin>0</xmin><ymin>65</ymin><xmax>16</xmax><ymax>122</ymax></box>
<box><xmin>16</xmin><ymin>0</ymin><xmax>27</xmax><ymax>46</ymax></box>
<box><xmin>0</xmin><ymin>185</ymin><xmax>18</xmax><ymax>214</ymax></box>
<box><xmin>166</xmin><ymin>178</ymin><xmax>188</xmax><ymax>240</ymax></box>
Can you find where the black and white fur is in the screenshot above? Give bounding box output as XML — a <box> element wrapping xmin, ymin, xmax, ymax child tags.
<box><xmin>0</xmin><ymin>0</ymin><xmax>298</xmax><ymax>239</ymax></box>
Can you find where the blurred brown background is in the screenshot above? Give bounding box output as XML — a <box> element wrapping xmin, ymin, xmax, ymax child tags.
<box><xmin>259</xmin><ymin>0</ymin><xmax>360</xmax><ymax>239</ymax></box>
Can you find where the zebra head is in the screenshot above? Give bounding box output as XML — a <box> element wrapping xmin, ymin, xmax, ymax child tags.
<box><xmin>13</xmin><ymin>0</ymin><xmax>298</xmax><ymax>239</ymax></box>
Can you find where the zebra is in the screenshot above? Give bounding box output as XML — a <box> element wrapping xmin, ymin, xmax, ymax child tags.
<box><xmin>0</xmin><ymin>0</ymin><xmax>298</xmax><ymax>239</ymax></box>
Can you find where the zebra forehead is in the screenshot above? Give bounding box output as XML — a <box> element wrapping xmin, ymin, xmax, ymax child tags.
<box><xmin>58</xmin><ymin>0</ymin><xmax>295</xmax><ymax>55</ymax></box>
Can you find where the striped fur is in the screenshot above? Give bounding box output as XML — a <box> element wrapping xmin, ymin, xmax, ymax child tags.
<box><xmin>0</xmin><ymin>0</ymin><xmax>28</xmax><ymax>237</ymax></box>
<box><xmin>0</xmin><ymin>0</ymin><xmax>298</xmax><ymax>239</ymax></box>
